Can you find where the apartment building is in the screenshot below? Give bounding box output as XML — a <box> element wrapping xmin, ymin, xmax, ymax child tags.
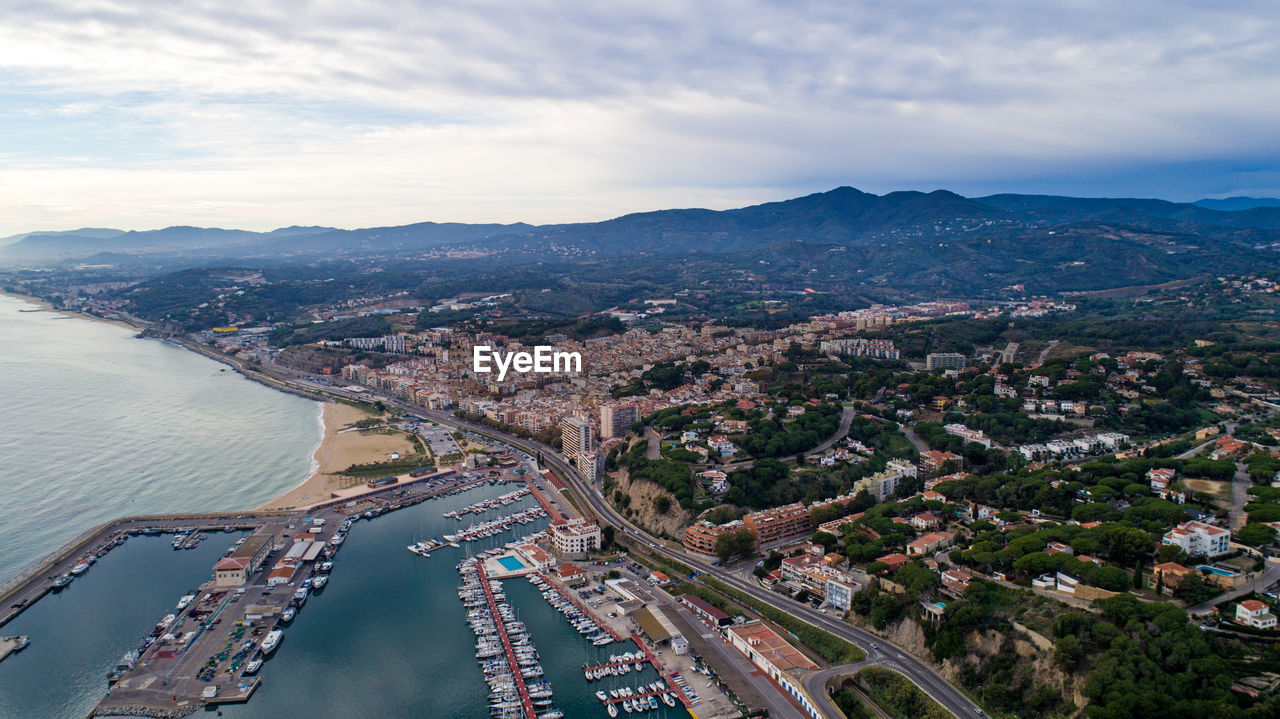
<box><xmin>743</xmin><ymin>503</ymin><xmax>812</xmax><ymax>545</ymax></box>
<box><xmin>1162</xmin><ymin>521</ymin><xmax>1231</xmax><ymax>558</ymax></box>
<box><xmin>560</xmin><ymin>415</ymin><xmax>596</xmax><ymax>458</ymax></box>
<box><xmin>600</xmin><ymin>403</ymin><xmax>639</xmax><ymax>440</ymax></box>
<box><xmin>926</xmin><ymin>352</ymin><xmax>967</xmax><ymax>371</ymax></box>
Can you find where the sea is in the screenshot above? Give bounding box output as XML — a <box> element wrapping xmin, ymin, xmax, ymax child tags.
<box><xmin>0</xmin><ymin>293</ymin><xmax>322</xmax><ymax>584</ymax></box>
<box><xmin>0</xmin><ymin>295</ymin><xmax>677</xmax><ymax>719</ymax></box>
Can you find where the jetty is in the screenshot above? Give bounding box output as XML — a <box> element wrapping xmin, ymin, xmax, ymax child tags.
<box><xmin>0</xmin><ymin>635</ymin><xmax>30</xmax><ymax>663</ymax></box>
<box><xmin>535</xmin><ymin>572</ymin><xmax>624</xmax><ymax>642</ymax></box>
<box><xmin>475</xmin><ymin>561</ymin><xmax>537</xmax><ymax>719</ymax></box>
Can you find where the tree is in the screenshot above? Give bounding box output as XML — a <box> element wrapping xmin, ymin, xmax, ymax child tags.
<box><xmin>601</xmin><ymin>525</ymin><xmax>616</xmax><ymax>548</ymax></box>
<box><xmin>653</xmin><ymin>495</ymin><xmax>672</xmax><ymax>514</ymax></box>
<box><xmin>716</xmin><ymin>528</ymin><xmax>756</xmax><ymax>564</ymax></box>
<box><xmin>1237</xmin><ymin>522</ymin><xmax>1277</xmax><ymax>547</ymax></box>
<box><xmin>1173</xmin><ymin>572</ymin><xmax>1217</xmax><ymax>605</ymax></box>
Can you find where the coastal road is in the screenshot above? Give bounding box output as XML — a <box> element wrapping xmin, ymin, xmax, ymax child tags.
<box><xmin>201</xmin><ymin>360</ymin><xmax>982</xmax><ymax>719</ymax></box>
<box><xmin>402</xmin><ymin>407</ymin><xmax>982</xmax><ymax>719</ymax></box>
<box><xmin>801</xmin><ymin>660</ymin><xmax>880</xmax><ymax>719</ymax></box>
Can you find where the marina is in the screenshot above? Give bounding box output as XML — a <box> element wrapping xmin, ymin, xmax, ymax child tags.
<box><xmin>444</xmin><ymin>506</ymin><xmax>550</xmax><ymax>543</ymax></box>
<box><xmin>444</xmin><ymin>486</ymin><xmax>533</xmax><ymax>519</ymax></box>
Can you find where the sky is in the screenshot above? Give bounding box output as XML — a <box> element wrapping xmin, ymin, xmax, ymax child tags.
<box><xmin>1</xmin><ymin>0</ymin><xmax>1278</xmax><ymax>235</ymax></box>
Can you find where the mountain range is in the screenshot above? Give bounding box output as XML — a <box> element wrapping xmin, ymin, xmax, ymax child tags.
<box><xmin>5</xmin><ymin>188</ymin><xmax>1280</xmax><ymax>267</ymax></box>
<box><xmin>4</xmin><ymin>188</ymin><xmax>1280</xmax><ymax>301</ymax></box>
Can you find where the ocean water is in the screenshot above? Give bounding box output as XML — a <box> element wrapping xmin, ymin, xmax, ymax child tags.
<box><xmin>215</xmin><ymin>483</ymin><xmax>678</xmax><ymax>719</ymax></box>
<box><xmin>0</xmin><ymin>533</ymin><xmax>248</xmax><ymax>717</ymax></box>
<box><xmin>0</xmin><ymin>294</ymin><xmax>321</xmax><ymax>584</ymax></box>
<box><xmin>0</xmin><ymin>296</ymin><xmax>685</xmax><ymax>718</ymax></box>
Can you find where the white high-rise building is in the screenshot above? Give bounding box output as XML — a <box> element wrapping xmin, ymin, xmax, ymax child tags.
<box><xmin>560</xmin><ymin>415</ymin><xmax>596</xmax><ymax>459</ymax></box>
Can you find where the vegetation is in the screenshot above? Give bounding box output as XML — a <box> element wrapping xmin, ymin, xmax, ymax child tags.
<box><xmin>855</xmin><ymin>667</ymin><xmax>952</xmax><ymax>719</ymax></box>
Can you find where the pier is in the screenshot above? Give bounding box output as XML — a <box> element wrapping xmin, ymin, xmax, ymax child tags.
<box><xmin>631</xmin><ymin>634</ymin><xmax>693</xmax><ymax>707</ymax></box>
<box><xmin>535</xmin><ymin>572</ymin><xmax>625</xmax><ymax>642</ymax></box>
<box><xmin>475</xmin><ymin>561</ymin><xmax>537</xmax><ymax>719</ymax></box>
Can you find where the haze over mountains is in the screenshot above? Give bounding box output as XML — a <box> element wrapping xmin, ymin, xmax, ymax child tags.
<box><xmin>4</xmin><ymin>188</ymin><xmax>1280</xmax><ymax>298</ymax></box>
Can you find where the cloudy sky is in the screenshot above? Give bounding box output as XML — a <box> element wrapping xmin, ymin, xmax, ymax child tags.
<box><xmin>1</xmin><ymin>0</ymin><xmax>1278</xmax><ymax>235</ymax></box>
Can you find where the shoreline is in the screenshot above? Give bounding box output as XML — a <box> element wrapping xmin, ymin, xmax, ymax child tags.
<box><xmin>0</xmin><ymin>288</ymin><xmax>144</xmax><ymax>333</ymax></box>
<box><xmin>255</xmin><ymin>401</ymin><xmax>420</xmax><ymax>511</ymax></box>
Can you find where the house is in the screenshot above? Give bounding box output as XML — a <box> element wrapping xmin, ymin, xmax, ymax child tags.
<box><xmin>940</xmin><ymin>568</ymin><xmax>974</xmax><ymax>597</ymax></box>
<box><xmin>919</xmin><ymin>450</ymin><xmax>962</xmax><ymax>475</ymax></box>
<box><xmin>1236</xmin><ymin>600</ymin><xmax>1277</xmax><ymax>630</ymax></box>
<box><xmin>1147</xmin><ymin>468</ymin><xmax>1176</xmax><ymax>492</ymax></box>
<box><xmin>910</xmin><ymin>513</ymin><xmax>941</xmax><ymax>531</ymax></box>
<box><xmin>1045</xmin><ymin>541</ymin><xmax>1074</xmax><ymax>556</ymax></box>
<box><xmin>1150</xmin><ymin>562</ymin><xmax>1193</xmax><ymax>592</ymax></box>
<box><xmin>1212</xmin><ymin>437</ymin><xmax>1249</xmax><ymax>460</ymax></box>
<box><xmin>875</xmin><ymin>553</ymin><xmax>912</xmax><ymax>572</ymax></box>
<box><xmin>907</xmin><ymin>531</ymin><xmax>955</xmax><ymax>556</ymax></box>
<box><xmin>965</xmin><ymin>503</ymin><xmax>994</xmax><ymax>523</ymax></box>
<box><xmin>922</xmin><ymin>490</ymin><xmax>948</xmax><ymax>503</ymax></box>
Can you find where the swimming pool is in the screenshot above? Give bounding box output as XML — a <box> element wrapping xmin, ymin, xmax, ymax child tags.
<box><xmin>1197</xmin><ymin>565</ymin><xmax>1237</xmax><ymax>577</ymax></box>
<box><xmin>498</xmin><ymin>556</ymin><xmax>527</xmax><ymax>571</ymax></box>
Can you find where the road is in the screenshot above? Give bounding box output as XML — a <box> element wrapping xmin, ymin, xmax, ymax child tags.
<box><xmin>403</xmin><ymin>407</ymin><xmax>982</xmax><ymax>719</ymax></box>
<box><xmin>1035</xmin><ymin>340</ymin><xmax>1060</xmax><ymax>366</ymax></box>
<box><xmin>801</xmin><ymin>660</ymin><xmax>881</xmax><ymax>719</ymax></box>
<box><xmin>644</xmin><ymin>426</ymin><xmax>662</xmax><ymax>460</ymax></box>
<box><xmin>1187</xmin><ymin>557</ymin><xmax>1280</xmax><ymax>616</ymax></box>
<box><xmin>1230</xmin><ymin>461</ymin><xmax>1251</xmax><ymax>531</ymax></box>
<box><xmin>717</xmin><ymin>406</ymin><xmax>857</xmax><ymax>472</ymax></box>
<box><xmin>206</xmin><ymin>359</ymin><xmax>982</xmax><ymax>719</ymax></box>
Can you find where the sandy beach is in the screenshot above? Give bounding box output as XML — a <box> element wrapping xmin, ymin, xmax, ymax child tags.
<box><xmin>0</xmin><ymin>289</ymin><xmax>142</xmax><ymax>332</ymax></box>
<box><xmin>257</xmin><ymin>402</ymin><xmax>421</xmax><ymax>511</ymax></box>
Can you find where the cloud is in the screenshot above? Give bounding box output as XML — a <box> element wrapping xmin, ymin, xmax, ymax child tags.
<box><xmin>0</xmin><ymin>0</ymin><xmax>1277</xmax><ymax>233</ymax></box>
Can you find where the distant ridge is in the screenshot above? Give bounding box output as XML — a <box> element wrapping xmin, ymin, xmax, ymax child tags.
<box><xmin>5</xmin><ymin>186</ymin><xmax>1280</xmax><ymax>267</ymax></box>
<box><xmin>1194</xmin><ymin>196</ymin><xmax>1280</xmax><ymax>212</ymax></box>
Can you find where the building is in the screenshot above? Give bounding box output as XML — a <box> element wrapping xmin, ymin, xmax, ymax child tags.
<box><xmin>1149</xmin><ymin>562</ymin><xmax>1193</xmax><ymax>593</ymax></box>
<box><xmin>1236</xmin><ymin>600</ymin><xmax>1277</xmax><ymax>629</ymax></box>
<box><xmin>919</xmin><ymin>450</ymin><xmax>962</xmax><ymax>475</ymax></box>
<box><xmin>560</xmin><ymin>415</ymin><xmax>595</xmax><ymax>459</ymax></box>
<box><xmin>907</xmin><ymin>531</ymin><xmax>956</xmax><ymax>556</ymax></box>
<box><xmin>875</xmin><ymin>553</ymin><xmax>911</xmax><ymax>572</ymax></box>
<box><xmin>825</xmin><ymin>576</ymin><xmax>857</xmax><ymax>612</ymax></box>
<box><xmin>743</xmin><ymin>503</ymin><xmax>812</xmax><ymax>545</ymax></box>
<box><xmin>575</xmin><ymin>449</ymin><xmax>603</xmax><ymax>483</ymax></box>
<box><xmin>926</xmin><ymin>352</ymin><xmax>967</xmax><ymax>371</ymax></box>
<box><xmin>725</xmin><ymin>621</ymin><xmax>822</xmax><ymax>719</ymax></box>
<box><xmin>943</xmin><ymin>423</ymin><xmax>991</xmax><ymax>449</ymax></box>
<box><xmin>515</xmin><ymin>543</ymin><xmax>555</xmax><ymax>572</ymax></box>
<box><xmin>212</xmin><ymin>529</ymin><xmax>273</xmax><ymax>587</ymax></box>
<box><xmin>548</xmin><ymin>518</ymin><xmax>601</xmax><ymax>558</ymax></box>
<box><xmin>682</xmin><ymin>519</ymin><xmax>745</xmax><ymax>556</ymax></box>
<box><xmin>600</xmin><ymin>403</ymin><xmax>639</xmax><ymax>440</ymax></box>
<box><xmin>1162</xmin><ymin>521</ymin><xmax>1231</xmax><ymax>558</ymax></box>
<box><xmin>679</xmin><ymin>594</ymin><xmax>732</xmax><ymax>627</ymax></box>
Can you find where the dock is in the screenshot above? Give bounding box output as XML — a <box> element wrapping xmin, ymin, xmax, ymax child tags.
<box><xmin>632</xmin><ymin>633</ymin><xmax>693</xmax><ymax>707</ymax></box>
<box><xmin>475</xmin><ymin>561</ymin><xmax>537</xmax><ymax>719</ymax></box>
<box><xmin>0</xmin><ymin>635</ymin><xmax>30</xmax><ymax>663</ymax></box>
<box><xmin>535</xmin><ymin>572</ymin><xmax>625</xmax><ymax>642</ymax></box>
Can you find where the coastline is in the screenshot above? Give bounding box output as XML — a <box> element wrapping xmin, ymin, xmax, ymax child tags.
<box><xmin>0</xmin><ymin>288</ymin><xmax>142</xmax><ymax>332</ymax></box>
<box><xmin>255</xmin><ymin>402</ymin><xmax>420</xmax><ymax>511</ymax></box>
<box><xmin>1</xmin><ymin>288</ymin><xmax>418</xmax><ymax>513</ymax></box>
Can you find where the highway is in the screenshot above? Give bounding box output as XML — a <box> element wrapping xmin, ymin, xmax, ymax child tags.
<box><xmin>202</xmin><ymin>356</ymin><xmax>981</xmax><ymax>718</ymax></box>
